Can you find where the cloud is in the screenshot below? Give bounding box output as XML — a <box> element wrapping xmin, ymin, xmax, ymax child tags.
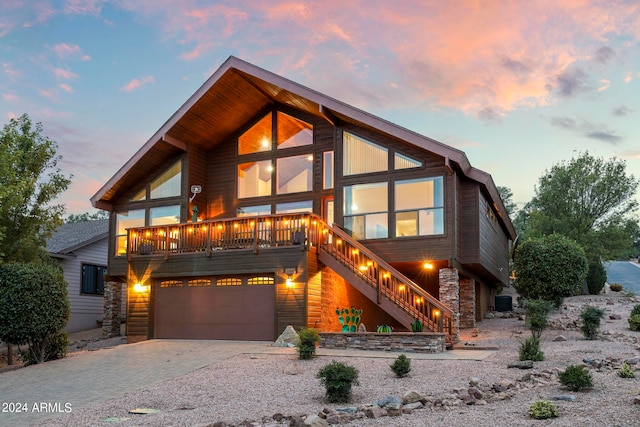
<box><xmin>59</xmin><ymin>83</ymin><xmax>73</xmax><ymax>93</ymax></box>
<box><xmin>64</xmin><ymin>0</ymin><xmax>104</xmax><ymax>16</ymax></box>
<box><xmin>597</xmin><ymin>78</ymin><xmax>610</xmax><ymax>91</ymax></box>
<box><xmin>3</xmin><ymin>63</ymin><xmax>19</xmax><ymax>78</ymax></box>
<box><xmin>122</xmin><ymin>75</ymin><xmax>155</xmax><ymax>92</ymax></box>
<box><xmin>52</xmin><ymin>43</ymin><xmax>82</xmax><ymax>58</ymax></box>
<box><xmin>81</xmin><ymin>54</ymin><xmax>91</xmax><ymax>61</ymax></box>
<box><xmin>554</xmin><ymin>68</ymin><xmax>591</xmax><ymax>97</ymax></box>
<box><xmin>3</xmin><ymin>93</ymin><xmax>18</xmax><ymax>102</ymax></box>
<box><xmin>549</xmin><ymin>115</ymin><xmax>623</xmax><ymax>144</ymax></box>
<box><xmin>53</xmin><ymin>67</ymin><xmax>79</xmax><ymax>79</ymax></box>
<box><xmin>593</xmin><ymin>46</ymin><xmax>615</xmax><ymax>64</ymax></box>
<box><xmin>584</xmin><ymin>130</ymin><xmax>622</xmax><ymax>144</ymax></box>
<box><xmin>612</xmin><ymin>106</ymin><xmax>633</xmax><ymax>116</ymax></box>
<box><xmin>623</xmin><ymin>72</ymin><xmax>633</xmax><ymax>83</ymax></box>
<box><xmin>618</xmin><ymin>149</ymin><xmax>640</xmax><ymax>159</ymax></box>
<box><xmin>549</xmin><ymin>116</ymin><xmax>578</xmax><ymax>130</ymax></box>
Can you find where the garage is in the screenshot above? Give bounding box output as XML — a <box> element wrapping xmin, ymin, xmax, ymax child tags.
<box><xmin>153</xmin><ymin>275</ymin><xmax>276</xmax><ymax>340</ymax></box>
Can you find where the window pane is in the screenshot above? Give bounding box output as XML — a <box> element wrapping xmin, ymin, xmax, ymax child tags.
<box><xmin>277</xmin><ymin>155</ymin><xmax>313</xmax><ymax>194</ymax></box>
<box><xmin>323</xmin><ymin>151</ymin><xmax>334</xmax><ymax>189</ymax></box>
<box><xmin>344</xmin><ymin>182</ymin><xmax>387</xmax><ymax>215</ymax></box>
<box><xmin>115</xmin><ymin>209</ymin><xmax>145</xmax><ymax>256</ymax></box>
<box><xmin>238</xmin><ymin>160</ymin><xmax>272</xmax><ymax>198</ymax></box>
<box><xmin>343</xmin><ymin>132</ymin><xmax>388</xmax><ymax>175</ymax></box>
<box><xmin>395</xmin><ymin>177</ymin><xmax>443</xmax><ymax>210</ymax></box>
<box><xmin>239</xmin><ymin>113</ymin><xmax>272</xmax><ymax>155</ymax></box>
<box><xmin>344</xmin><ymin>215</ymin><xmax>365</xmax><ymax>240</ymax></box>
<box><xmin>150</xmin><ymin>161</ymin><xmax>181</xmax><ymax>199</ymax></box>
<box><xmin>238</xmin><ymin>205</ymin><xmax>271</xmax><ymax>216</ymax></box>
<box><xmin>150</xmin><ymin>205</ymin><xmax>180</xmax><ymax>226</ymax></box>
<box><xmin>396</xmin><ymin>211</ymin><xmax>418</xmax><ymax>237</ymax></box>
<box><xmin>395</xmin><ymin>152</ymin><xmax>422</xmax><ymax>170</ymax></box>
<box><xmin>277</xmin><ymin>112</ymin><xmax>312</xmax><ymax>149</ymax></box>
<box><xmin>131</xmin><ymin>188</ymin><xmax>146</xmax><ymax>201</ymax></box>
<box><xmin>419</xmin><ymin>208</ymin><xmax>444</xmax><ymax>235</ymax></box>
<box><xmin>276</xmin><ymin>200</ymin><xmax>312</xmax><ymax>214</ymax></box>
<box><xmin>366</xmin><ymin>213</ymin><xmax>388</xmax><ymax>239</ymax></box>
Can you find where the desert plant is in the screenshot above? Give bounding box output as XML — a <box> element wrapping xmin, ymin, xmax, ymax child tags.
<box><xmin>629</xmin><ymin>314</ymin><xmax>640</xmax><ymax>332</ymax></box>
<box><xmin>316</xmin><ymin>360</ymin><xmax>360</xmax><ymax>403</ymax></box>
<box><xmin>523</xmin><ymin>299</ymin><xmax>553</xmax><ymax>340</ymax></box>
<box><xmin>390</xmin><ymin>354</ymin><xmax>412</xmax><ymax>378</ymax></box>
<box><xmin>580</xmin><ymin>306</ymin><xmax>605</xmax><ymax>340</ymax></box>
<box><xmin>586</xmin><ymin>259</ymin><xmax>607</xmax><ymax>295</ymax></box>
<box><xmin>528</xmin><ymin>400</ymin><xmax>558</xmax><ymax>420</ymax></box>
<box><xmin>296</xmin><ymin>328</ymin><xmax>319</xmax><ymax>360</ymax></box>
<box><xmin>609</xmin><ymin>283</ymin><xmax>624</xmax><ymax>292</ymax></box>
<box><xmin>411</xmin><ymin>319</ymin><xmax>424</xmax><ymax>332</ymax></box>
<box><xmin>519</xmin><ymin>336</ymin><xmax>544</xmax><ymax>361</ymax></box>
<box><xmin>618</xmin><ymin>362</ymin><xmax>635</xmax><ymax>378</ymax></box>
<box><xmin>376</xmin><ymin>325</ymin><xmax>392</xmax><ymax>333</ymax></box>
<box><xmin>513</xmin><ymin>235</ymin><xmax>587</xmax><ymax>307</ymax></box>
<box><xmin>336</xmin><ymin>307</ymin><xmax>362</xmax><ymax>333</ymax></box>
<box><xmin>559</xmin><ymin>365</ymin><xmax>593</xmax><ymax>391</ymax></box>
<box><xmin>631</xmin><ymin>304</ymin><xmax>640</xmax><ymax>317</ymax></box>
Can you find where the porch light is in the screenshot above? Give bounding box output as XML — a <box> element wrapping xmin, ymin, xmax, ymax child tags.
<box><xmin>433</xmin><ymin>309</ymin><xmax>441</xmax><ymax>318</ymax></box>
<box><xmin>359</xmin><ymin>265</ymin><xmax>368</xmax><ymax>272</ymax></box>
<box><xmin>398</xmin><ymin>284</ymin><xmax>405</xmax><ymax>291</ymax></box>
<box><xmin>286</xmin><ymin>277</ymin><xmax>294</xmax><ymax>288</ymax></box>
<box><xmin>285</xmin><ymin>267</ymin><xmax>296</xmax><ymax>288</ymax></box>
<box><xmin>133</xmin><ymin>282</ymin><xmax>149</xmax><ymax>293</ymax></box>
<box><xmin>423</xmin><ymin>262</ymin><xmax>433</xmax><ymax>270</ymax></box>
<box><xmin>415</xmin><ymin>297</ymin><xmax>424</xmax><ymax>304</ymax></box>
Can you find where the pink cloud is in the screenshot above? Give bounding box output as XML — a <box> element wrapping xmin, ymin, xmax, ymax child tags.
<box><xmin>624</xmin><ymin>73</ymin><xmax>633</xmax><ymax>83</ymax></box>
<box><xmin>3</xmin><ymin>63</ymin><xmax>19</xmax><ymax>78</ymax></box>
<box><xmin>39</xmin><ymin>89</ymin><xmax>55</xmax><ymax>99</ymax></box>
<box><xmin>53</xmin><ymin>67</ymin><xmax>79</xmax><ymax>79</ymax></box>
<box><xmin>3</xmin><ymin>93</ymin><xmax>18</xmax><ymax>102</ymax></box>
<box><xmin>122</xmin><ymin>75</ymin><xmax>155</xmax><ymax>92</ymax></box>
<box><xmin>59</xmin><ymin>83</ymin><xmax>73</xmax><ymax>93</ymax></box>
<box><xmin>52</xmin><ymin>43</ymin><xmax>81</xmax><ymax>58</ymax></box>
<box><xmin>64</xmin><ymin>0</ymin><xmax>104</xmax><ymax>16</ymax></box>
<box><xmin>81</xmin><ymin>54</ymin><xmax>91</xmax><ymax>61</ymax></box>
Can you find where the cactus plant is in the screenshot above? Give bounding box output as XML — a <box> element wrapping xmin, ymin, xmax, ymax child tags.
<box><xmin>411</xmin><ymin>319</ymin><xmax>424</xmax><ymax>332</ymax></box>
<box><xmin>377</xmin><ymin>325</ymin><xmax>392</xmax><ymax>333</ymax></box>
<box><xmin>336</xmin><ymin>307</ymin><xmax>362</xmax><ymax>332</ymax></box>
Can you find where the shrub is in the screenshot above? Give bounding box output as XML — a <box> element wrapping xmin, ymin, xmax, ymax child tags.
<box><xmin>411</xmin><ymin>319</ymin><xmax>424</xmax><ymax>332</ymax></box>
<box><xmin>528</xmin><ymin>400</ymin><xmax>558</xmax><ymax>420</ymax></box>
<box><xmin>21</xmin><ymin>330</ymin><xmax>68</xmax><ymax>366</ymax></box>
<box><xmin>519</xmin><ymin>336</ymin><xmax>544</xmax><ymax>361</ymax></box>
<box><xmin>586</xmin><ymin>259</ymin><xmax>607</xmax><ymax>295</ymax></box>
<box><xmin>390</xmin><ymin>354</ymin><xmax>412</xmax><ymax>378</ymax></box>
<box><xmin>559</xmin><ymin>365</ymin><xmax>593</xmax><ymax>391</ymax></box>
<box><xmin>0</xmin><ymin>263</ymin><xmax>70</xmax><ymax>365</ymax></box>
<box><xmin>631</xmin><ymin>304</ymin><xmax>640</xmax><ymax>318</ymax></box>
<box><xmin>296</xmin><ymin>328</ymin><xmax>319</xmax><ymax>360</ymax></box>
<box><xmin>376</xmin><ymin>325</ymin><xmax>392</xmax><ymax>333</ymax></box>
<box><xmin>523</xmin><ymin>299</ymin><xmax>553</xmax><ymax>340</ymax></box>
<box><xmin>580</xmin><ymin>306</ymin><xmax>605</xmax><ymax>340</ymax></box>
<box><xmin>618</xmin><ymin>362</ymin><xmax>635</xmax><ymax>379</ymax></box>
<box><xmin>513</xmin><ymin>235</ymin><xmax>587</xmax><ymax>307</ymax></box>
<box><xmin>609</xmin><ymin>283</ymin><xmax>624</xmax><ymax>292</ymax></box>
<box><xmin>628</xmin><ymin>314</ymin><xmax>640</xmax><ymax>332</ymax></box>
<box><xmin>316</xmin><ymin>361</ymin><xmax>360</xmax><ymax>403</ymax></box>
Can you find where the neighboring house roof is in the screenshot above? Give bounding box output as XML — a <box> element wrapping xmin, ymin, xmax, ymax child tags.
<box><xmin>46</xmin><ymin>220</ymin><xmax>109</xmax><ymax>256</ymax></box>
<box><xmin>90</xmin><ymin>56</ymin><xmax>516</xmax><ymax>239</ymax></box>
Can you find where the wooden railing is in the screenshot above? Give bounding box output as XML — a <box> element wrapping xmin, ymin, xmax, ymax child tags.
<box><xmin>126</xmin><ymin>213</ymin><xmax>453</xmax><ymax>335</ymax></box>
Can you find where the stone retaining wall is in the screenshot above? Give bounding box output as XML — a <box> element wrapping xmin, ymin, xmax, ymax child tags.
<box><xmin>319</xmin><ymin>332</ymin><xmax>446</xmax><ymax>353</ymax></box>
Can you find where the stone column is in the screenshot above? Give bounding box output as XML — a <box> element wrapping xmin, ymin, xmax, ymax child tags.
<box><xmin>438</xmin><ymin>268</ymin><xmax>459</xmax><ymax>341</ymax></box>
<box><xmin>102</xmin><ymin>281</ymin><xmax>122</xmax><ymax>338</ymax></box>
<box><xmin>459</xmin><ymin>278</ymin><xmax>476</xmax><ymax>329</ymax></box>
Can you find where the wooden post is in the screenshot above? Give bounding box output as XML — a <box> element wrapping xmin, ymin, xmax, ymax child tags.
<box><xmin>7</xmin><ymin>344</ymin><xmax>13</xmax><ymax>365</ymax></box>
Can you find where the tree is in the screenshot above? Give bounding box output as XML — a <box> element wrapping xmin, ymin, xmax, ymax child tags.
<box><xmin>513</xmin><ymin>234</ymin><xmax>587</xmax><ymax>307</ymax></box>
<box><xmin>497</xmin><ymin>185</ymin><xmax>518</xmax><ymax>218</ymax></box>
<box><xmin>66</xmin><ymin>210</ymin><xmax>109</xmax><ymax>223</ymax></box>
<box><xmin>0</xmin><ymin>263</ymin><xmax>70</xmax><ymax>364</ymax></box>
<box><xmin>0</xmin><ymin>114</ymin><xmax>72</xmax><ymax>263</ymax></box>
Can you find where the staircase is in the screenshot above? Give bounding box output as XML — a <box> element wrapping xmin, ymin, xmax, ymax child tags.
<box><xmin>308</xmin><ymin>216</ymin><xmax>454</xmax><ymax>339</ymax></box>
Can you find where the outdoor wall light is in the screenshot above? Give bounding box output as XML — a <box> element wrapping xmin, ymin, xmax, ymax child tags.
<box><xmin>423</xmin><ymin>262</ymin><xmax>434</xmax><ymax>270</ymax></box>
<box><xmin>433</xmin><ymin>309</ymin><xmax>441</xmax><ymax>318</ymax></box>
<box><xmin>285</xmin><ymin>267</ymin><xmax>297</xmax><ymax>288</ymax></box>
<box><xmin>133</xmin><ymin>282</ymin><xmax>149</xmax><ymax>293</ymax></box>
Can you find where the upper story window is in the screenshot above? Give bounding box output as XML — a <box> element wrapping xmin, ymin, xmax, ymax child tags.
<box><xmin>115</xmin><ymin>209</ymin><xmax>145</xmax><ymax>256</ymax></box>
<box><xmin>276</xmin><ymin>154</ymin><xmax>313</xmax><ymax>194</ymax></box>
<box><xmin>238</xmin><ymin>160</ymin><xmax>272</xmax><ymax>198</ymax></box>
<box><xmin>238</xmin><ymin>113</ymin><xmax>272</xmax><ymax>155</ymax></box>
<box><xmin>343</xmin><ymin>132</ymin><xmax>388</xmax><ymax>176</ymax></box>
<box><xmin>150</xmin><ymin>160</ymin><xmax>181</xmax><ymax>199</ymax></box>
<box><xmin>395</xmin><ymin>177</ymin><xmax>444</xmax><ymax>236</ymax></box>
<box><xmin>323</xmin><ymin>151</ymin><xmax>334</xmax><ymax>189</ymax></box>
<box><xmin>343</xmin><ymin>182</ymin><xmax>389</xmax><ymax>239</ymax></box>
<box><xmin>394</xmin><ymin>152</ymin><xmax>423</xmax><ymax>170</ymax></box>
<box><xmin>277</xmin><ymin>112</ymin><xmax>313</xmax><ymax>149</ymax></box>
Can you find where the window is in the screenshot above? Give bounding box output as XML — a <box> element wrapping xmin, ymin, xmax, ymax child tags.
<box><xmin>131</xmin><ymin>188</ymin><xmax>146</xmax><ymax>202</ymax></box>
<box><xmin>217</xmin><ymin>278</ymin><xmax>242</xmax><ymax>286</ymax></box>
<box><xmin>115</xmin><ymin>209</ymin><xmax>145</xmax><ymax>256</ymax></box>
<box><xmin>160</xmin><ymin>280</ymin><xmax>183</xmax><ymax>288</ymax></box>
<box><xmin>343</xmin><ymin>132</ymin><xmax>388</xmax><ymax>175</ymax></box>
<box><xmin>277</xmin><ymin>112</ymin><xmax>312</xmax><ymax>149</ymax></box>
<box><xmin>247</xmin><ymin>276</ymin><xmax>275</xmax><ymax>285</ymax></box>
<box><xmin>276</xmin><ymin>154</ymin><xmax>313</xmax><ymax>194</ymax></box>
<box><xmin>343</xmin><ymin>182</ymin><xmax>388</xmax><ymax>239</ymax></box>
<box><xmin>238</xmin><ymin>205</ymin><xmax>271</xmax><ymax>217</ymax></box>
<box><xmin>323</xmin><ymin>151</ymin><xmax>334</xmax><ymax>189</ymax></box>
<box><xmin>238</xmin><ymin>114</ymin><xmax>272</xmax><ymax>155</ymax></box>
<box><xmin>81</xmin><ymin>264</ymin><xmax>106</xmax><ymax>295</ymax></box>
<box><xmin>150</xmin><ymin>160</ymin><xmax>181</xmax><ymax>199</ymax></box>
<box><xmin>394</xmin><ymin>152</ymin><xmax>422</xmax><ymax>170</ymax></box>
<box><xmin>395</xmin><ymin>177</ymin><xmax>444</xmax><ymax>236</ymax></box>
<box><xmin>150</xmin><ymin>205</ymin><xmax>180</xmax><ymax>226</ymax></box>
<box><xmin>188</xmin><ymin>278</ymin><xmax>212</xmax><ymax>287</ymax></box>
<box><xmin>276</xmin><ymin>200</ymin><xmax>312</xmax><ymax>214</ymax></box>
<box><xmin>238</xmin><ymin>160</ymin><xmax>272</xmax><ymax>198</ymax></box>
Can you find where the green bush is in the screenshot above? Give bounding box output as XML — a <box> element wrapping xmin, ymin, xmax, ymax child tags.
<box><xmin>559</xmin><ymin>365</ymin><xmax>593</xmax><ymax>391</ymax></box>
<box><xmin>513</xmin><ymin>235</ymin><xmax>587</xmax><ymax>307</ymax></box>
<box><xmin>21</xmin><ymin>330</ymin><xmax>68</xmax><ymax>366</ymax></box>
<box><xmin>631</xmin><ymin>304</ymin><xmax>640</xmax><ymax>318</ymax></box>
<box><xmin>523</xmin><ymin>299</ymin><xmax>553</xmax><ymax>340</ymax></box>
<box><xmin>580</xmin><ymin>306</ymin><xmax>605</xmax><ymax>340</ymax></box>
<box><xmin>390</xmin><ymin>354</ymin><xmax>412</xmax><ymax>378</ymax></box>
<box><xmin>296</xmin><ymin>328</ymin><xmax>319</xmax><ymax>360</ymax></box>
<box><xmin>586</xmin><ymin>259</ymin><xmax>607</xmax><ymax>295</ymax></box>
<box><xmin>609</xmin><ymin>283</ymin><xmax>623</xmax><ymax>292</ymax></box>
<box><xmin>528</xmin><ymin>400</ymin><xmax>558</xmax><ymax>420</ymax></box>
<box><xmin>629</xmin><ymin>314</ymin><xmax>640</xmax><ymax>332</ymax></box>
<box><xmin>519</xmin><ymin>336</ymin><xmax>544</xmax><ymax>361</ymax></box>
<box><xmin>618</xmin><ymin>362</ymin><xmax>635</xmax><ymax>379</ymax></box>
<box><xmin>0</xmin><ymin>263</ymin><xmax>70</xmax><ymax>364</ymax></box>
<box><xmin>316</xmin><ymin>360</ymin><xmax>360</xmax><ymax>403</ymax></box>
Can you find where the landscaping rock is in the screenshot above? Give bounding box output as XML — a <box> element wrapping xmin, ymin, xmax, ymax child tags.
<box><xmin>508</xmin><ymin>360</ymin><xmax>534</xmax><ymax>369</ymax></box>
<box><xmin>272</xmin><ymin>325</ymin><xmax>299</xmax><ymax>347</ymax></box>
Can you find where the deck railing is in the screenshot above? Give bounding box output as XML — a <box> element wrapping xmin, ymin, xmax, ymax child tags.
<box><xmin>126</xmin><ymin>213</ymin><xmax>453</xmax><ymax>335</ymax></box>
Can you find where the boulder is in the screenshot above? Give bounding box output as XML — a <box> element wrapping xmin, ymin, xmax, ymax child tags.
<box><xmin>272</xmin><ymin>325</ymin><xmax>299</xmax><ymax>347</ymax></box>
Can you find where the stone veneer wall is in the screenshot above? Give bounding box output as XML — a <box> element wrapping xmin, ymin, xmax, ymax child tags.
<box><xmin>102</xmin><ymin>281</ymin><xmax>122</xmax><ymax>339</ymax></box>
<box><xmin>319</xmin><ymin>332</ymin><xmax>446</xmax><ymax>353</ymax></box>
<box><xmin>438</xmin><ymin>268</ymin><xmax>460</xmax><ymax>341</ymax></box>
<box><xmin>459</xmin><ymin>278</ymin><xmax>476</xmax><ymax>329</ymax></box>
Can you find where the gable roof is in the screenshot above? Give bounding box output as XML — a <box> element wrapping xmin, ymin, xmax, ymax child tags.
<box><xmin>46</xmin><ymin>219</ymin><xmax>109</xmax><ymax>255</ymax></box>
<box><xmin>91</xmin><ymin>56</ymin><xmax>516</xmax><ymax>239</ymax></box>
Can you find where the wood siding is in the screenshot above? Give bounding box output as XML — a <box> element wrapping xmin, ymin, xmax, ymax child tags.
<box><xmin>478</xmin><ymin>192</ymin><xmax>510</xmax><ymax>285</ymax></box>
<box><xmin>306</xmin><ymin>248</ymin><xmax>322</xmax><ymax>329</ymax></box>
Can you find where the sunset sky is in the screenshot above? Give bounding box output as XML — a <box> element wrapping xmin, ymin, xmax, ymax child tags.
<box><xmin>1</xmin><ymin>0</ymin><xmax>639</xmax><ymax>216</ymax></box>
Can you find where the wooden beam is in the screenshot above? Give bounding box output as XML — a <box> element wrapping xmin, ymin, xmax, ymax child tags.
<box><xmin>319</xmin><ymin>104</ymin><xmax>338</xmax><ymax>126</ymax></box>
<box><xmin>162</xmin><ymin>134</ymin><xmax>187</xmax><ymax>151</ymax></box>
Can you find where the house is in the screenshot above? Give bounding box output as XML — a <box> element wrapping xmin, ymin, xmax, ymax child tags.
<box><xmin>46</xmin><ymin>220</ymin><xmax>113</xmax><ymax>332</ymax></box>
<box><xmin>91</xmin><ymin>57</ymin><xmax>516</xmax><ymax>344</ymax></box>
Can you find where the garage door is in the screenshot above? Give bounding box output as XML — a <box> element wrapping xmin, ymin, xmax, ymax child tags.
<box><xmin>154</xmin><ymin>275</ymin><xmax>276</xmax><ymax>340</ymax></box>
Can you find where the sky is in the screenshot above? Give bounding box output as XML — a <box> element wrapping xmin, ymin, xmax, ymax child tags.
<box><xmin>1</xmin><ymin>0</ymin><xmax>639</xmax><ymax>217</ymax></box>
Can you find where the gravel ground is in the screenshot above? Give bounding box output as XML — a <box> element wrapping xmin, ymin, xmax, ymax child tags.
<box><xmin>35</xmin><ymin>292</ymin><xmax>640</xmax><ymax>426</ymax></box>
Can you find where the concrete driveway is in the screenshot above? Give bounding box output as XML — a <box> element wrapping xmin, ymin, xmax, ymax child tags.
<box><xmin>0</xmin><ymin>339</ymin><xmax>492</xmax><ymax>426</ymax></box>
